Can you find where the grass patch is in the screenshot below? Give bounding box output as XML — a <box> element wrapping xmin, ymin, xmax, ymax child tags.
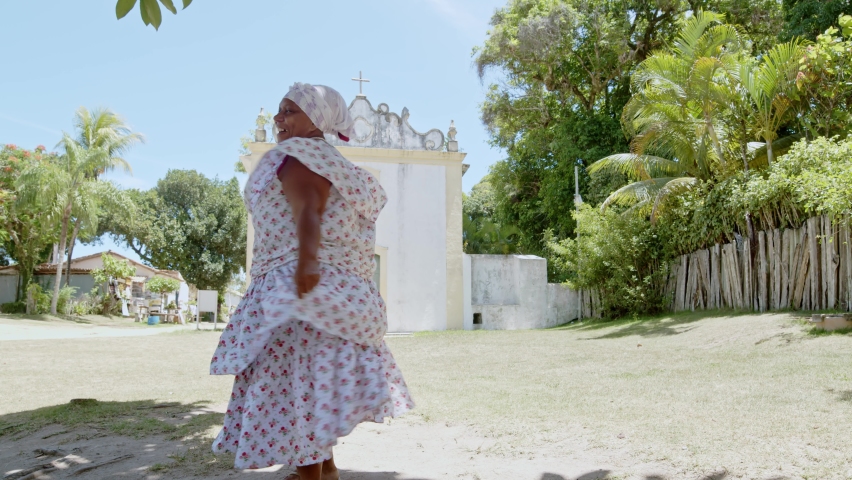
<box><xmin>0</xmin><ymin>398</ymin><xmax>230</xmax><ymax>475</ymax></box>
<box><xmin>807</xmin><ymin>326</ymin><xmax>852</xmax><ymax>336</ymax></box>
<box><xmin>389</xmin><ymin>312</ymin><xmax>852</xmax><ymax>477</ymax></box>
<box><xmin>0</xmin><ymin>399</ymin><xmax>216</xmax><ymax>440</ymax></box>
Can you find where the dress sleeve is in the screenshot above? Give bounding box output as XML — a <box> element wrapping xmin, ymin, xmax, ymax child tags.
<box><xmin>244</xmin><ymin>138</ymin><xmax>386</xmax><ymax>221</ymax></box>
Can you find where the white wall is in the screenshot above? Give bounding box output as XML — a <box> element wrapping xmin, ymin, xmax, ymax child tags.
<box><xmin>463</xmin><ymin>254</ymin><xmax>473</xmax><ymax>330</ymax></box>
<box><xmin>359</xmin><ymin>161</ymin><xmax>448</xmax><ymax>332</ymax></box>
<box><xmin>467</xmin><ymin>255</ymin><xmax>579</xmax><ymax>330</ymax></box>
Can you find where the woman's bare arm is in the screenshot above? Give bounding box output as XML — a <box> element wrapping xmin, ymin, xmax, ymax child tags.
<box><xmin>277</xmin><ymin>156</ymin><xmax>331</xmax><ymax>298</ymax></box>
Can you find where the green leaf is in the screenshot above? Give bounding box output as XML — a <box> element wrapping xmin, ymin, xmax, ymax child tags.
<box><xmin>139</xmin><ymin>0</ymin><xmax>151</xmax><ymax>25</ymax></box>
<box><xmin>140</xmin><ymin>0</ymin><xmax>163</xmax><ymax>30</ymax></box>
<box><xmin>182</xmin><ymin>0</ymin><xmax>192</xmax><ymax>9</ymax></box>
<box><xmin>840</xmin><ymin>15</ymin><xmax>852</xmax><ymax>37</ymax></box>
<box><xmin>159</xmin><ymin>0</ymin><xmax>177</xmax><ymax>14</ymax></box>
<box><xmin>115</xmin><ymin>0</ymin><xmax>138</xmax><ymax>19</ymax></box>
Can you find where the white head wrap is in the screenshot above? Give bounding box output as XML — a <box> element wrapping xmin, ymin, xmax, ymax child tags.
<box><xmin>283</xmin><ymin>83</ymin><xmax>355</xmax><ymax>141</ymax></box>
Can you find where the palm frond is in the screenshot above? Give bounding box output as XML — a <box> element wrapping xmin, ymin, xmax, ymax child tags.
<box><xmin>588</xmin><ymin>154</ymin><xmax>689</xmax><ymax>181</ymax></box>
<box><xmin>671</xmin><ymin>11</ymin><xmax>726</xmax><ymax>60</ymax></box>
<box><xmin>650</xmin><ymin>177</ymin><xmax>698</xmax><ymax>222</ymax></box>
<box><xmin>600</xmin><ymin>177</ymin><xmax>688</xmax><ymax>212</ymax></box>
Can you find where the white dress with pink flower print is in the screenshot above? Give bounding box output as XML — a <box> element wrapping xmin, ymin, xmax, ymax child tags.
<box><xmin>210</xmin><ymin>137</ymin><xmax>414</xmax><ymax>469</ymax></box>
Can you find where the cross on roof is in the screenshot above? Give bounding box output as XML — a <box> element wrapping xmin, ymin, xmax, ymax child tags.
<box><xmin>352</xmin><ymin>71</ymin><xmax>370</xmax><ymax>96</ymax></box>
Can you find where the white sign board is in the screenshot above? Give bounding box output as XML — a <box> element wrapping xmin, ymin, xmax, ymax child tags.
<box><xmin>198</xmin><ymin>290</ymin><xmax>218</xmax><ymax>312</ymax></box>
<box><xmin>197</xmin><ymin>290</ymin><xmax>219</xmax><ymax>330</ymax></box>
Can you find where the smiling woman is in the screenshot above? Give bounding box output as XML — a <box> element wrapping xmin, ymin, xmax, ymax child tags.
<box><xmin>209</xmin><ymin>83</ymin><xmax>413</xmax><ymax>480</ymax></box>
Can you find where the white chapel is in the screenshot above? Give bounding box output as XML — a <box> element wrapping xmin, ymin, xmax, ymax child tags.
<box><xmin>240</xmin><ymin>91</ymin><xmax>468</xmax><ymax>333</ymax></box>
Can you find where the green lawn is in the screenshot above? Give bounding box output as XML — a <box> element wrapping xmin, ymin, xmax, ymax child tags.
<box><xmin>1</xmin><ymin>311</ymin><xmax>850</xmax><ymax>478</ymax></box>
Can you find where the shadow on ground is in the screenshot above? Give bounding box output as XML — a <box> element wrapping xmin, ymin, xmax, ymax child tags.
<box><xmin>550</xmin><ymin>310</ymin><xmax>758</xmax><ymax>340</ymax></box>
<box><xmin>0</xmin><ymin>399</ymin><xmax>235</xmax><ymax>479</ymax></box>
<box><xmin>827</xmin><ymin>388</ymin><xmax>852</xmax><ymax>403</ymax></box>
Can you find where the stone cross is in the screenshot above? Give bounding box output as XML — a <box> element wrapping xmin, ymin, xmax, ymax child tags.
<box><xmin>352</xmin><ymin>71</ymin><xmax>370</xmax><ymax>95</ymax></box>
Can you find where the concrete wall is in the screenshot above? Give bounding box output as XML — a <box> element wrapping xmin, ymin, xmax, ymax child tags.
<box><xmin>0</xmin><ymin>274</ymin><xmax>97</xmax><ymax>304</ymax></box>
<box><xmin>0</xmin><ymin>276</ymin><xmax>18</xmax><ymax>304</ymax></box>
<box><xmin>466</xmin><ymin>255</ymin><xmax>579</xmax><ymax>330</ymax></box>
<box><xmin>546</xmin><ymin>283</ymin><xmax>580</xmax><ymax>327</ymax></box>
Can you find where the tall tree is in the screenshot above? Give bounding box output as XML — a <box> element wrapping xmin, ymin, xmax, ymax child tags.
<box><xmin>1</xmin><ymin>145</ymin><xmax>60</xmax><ymax>300</ymax></box>
<box><xmin>740</xmin><ymin>39</ymin><xmax>805</xmax><ymax>165</ymax></box>
<box><xmin>18</xmin><ymin>136</ymin><xmax>106</xmax><ymax>314</ymax></box>
<box><xmin>474</xmin><ymin>0</ymin><xmax>687</xmax><ymax>255</ymax></box>
<box><xmin>689</xmin><ymin>0</ymin><xmax>785</xmax><ymax>53</ymax></box>
<box><xmin>104</xmin><ymin>170</ymin><xmax>246</xmax><ymax>293</ymax></box>
<box><xmin>794</xmin><ymin>16</ymin><xmax>852</xmax><ymax>139</ymax></box>
<box><xmin>781</xmin><ymin>0</ymin><xmax>852</xmax><ymax>41</ymax></box>
<box><xmin>588</xmin><ymin>12</ymin><xmax>746</xmax><ymax>217</ymax></box>
<box><xmin>62</xmin><ymin>107</ymin><xmax>143</xmax><ymax>286</ymax></box>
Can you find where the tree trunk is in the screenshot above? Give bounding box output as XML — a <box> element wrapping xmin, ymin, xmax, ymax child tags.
<box><xmin>65</xmin><ymin>218</ymin><xmax>82</xmax><ymax>287</ymax></box>
<box><xmin>766</xmin><ymin>136</ymin><xmax>775</xmax><ymax>166</ymax></box>
<box><xmin>50</xmin><ymin>206</ymin><xmax>72</xmax><ymax>315</ymax></box>
<box><xmin>740</xmin><ymin>118</ymin><xmax>750</xmax><ymax>174</ymax></box>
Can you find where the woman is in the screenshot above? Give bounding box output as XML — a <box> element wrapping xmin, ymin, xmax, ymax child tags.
<box><xmin>210</xmin><ymin>83</ymin><xmax>414</xmax><ymax>480</ymax></box>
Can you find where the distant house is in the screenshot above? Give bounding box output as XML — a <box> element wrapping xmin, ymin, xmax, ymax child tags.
<box><xmin>0</xmin><ymin>251</ymin><xmax>190</xmax><ymax>308</ymax></box>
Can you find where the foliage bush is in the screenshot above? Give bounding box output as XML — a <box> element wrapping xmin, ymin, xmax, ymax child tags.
<box><xmin>147</xmin><ymin>277</ymin><xmax>179</xmax><ymax>296</ymax></box>
<box><xmin>1</xmin><ymin>301</ymin><xmax>26</xmax><ymax>314</ymax></box>
<box><xmin>71</xmin><ymin>292</ymin><xmax>101</xmax><ymax>316</ymax></box>
<box><xmin>654</xmin><ymin>136</ymin><xmax>852</xmax><ymax>257</ymax></box>
<box><xmin>545</xmin><ymin>205</ymin><xmax>671</xmax><ymax>317</ymax></box>
<box><xmin>26</xmin><ymin>283</ymin><xmax>51</xmax><ymax>314</ymax></box>
<box><xmin>462</xmin><ymin>176</ymin><xmax>523</xmax><ymax>257</ymax></box>
<box><xmin>56</xmin><ymin>285</ymin><xmax>77</xmax><ymax>316</ymax></box>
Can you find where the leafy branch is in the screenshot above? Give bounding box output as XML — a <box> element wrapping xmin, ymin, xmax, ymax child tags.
<box><xmin>116</xmin><ymin>0</ymin><xmax>193</xmax><ymax>30</ymax></box>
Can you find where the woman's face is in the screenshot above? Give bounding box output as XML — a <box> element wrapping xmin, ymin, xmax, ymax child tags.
<box><xmin>274</xmin><ymin>98</ymin><xmax>321</xmax><ymax>142</ymax></box>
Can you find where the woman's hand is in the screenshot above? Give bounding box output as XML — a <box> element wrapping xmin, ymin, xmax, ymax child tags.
<box><xmin>295</xmin><ymin>257</ymin><xmax>321</xmax><ymax>298</ymax></box>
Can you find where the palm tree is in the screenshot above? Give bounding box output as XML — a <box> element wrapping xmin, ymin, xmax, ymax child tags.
<box><xmin>71</xmin><ymin>107</ymin><xmax>142</xmax><ymax>173</ymax></box>
<box><xmin>589</xmin><ymin>12</ymin><xmax>747</xmax><ymax>219</ymax></box>
<box><xmin>739</xmin><ymin>39</ymin><xmax>806</xmax><ymax>166</ymax></box>
<box><xmin>19</xmin><ymin>136</ymin><xmax>108</xmax><ymax>314</ymax></box>
<box><xmin>61</xmin><ymin>108</ymin><xmax>143</xmax><ymax>286</ymax></box>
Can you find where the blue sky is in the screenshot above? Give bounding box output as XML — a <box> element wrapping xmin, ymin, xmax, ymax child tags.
<box><xmin>0</xmin><ymin>0</ymin><xmax>506</xmax><ymax>263</ymax></box>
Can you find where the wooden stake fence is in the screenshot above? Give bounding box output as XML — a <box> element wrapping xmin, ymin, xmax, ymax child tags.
<box><xmin>667</xmin><ymin>215</ymin><xmax>852</xmax><ymax>313</ymax></box>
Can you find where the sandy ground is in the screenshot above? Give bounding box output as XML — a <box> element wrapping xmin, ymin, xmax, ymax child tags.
<box><xmin>0</xmin><ymin>317</ymin><xmax>680</xmax><ymax>480</ymax></box>
<box><xmin>2</xmin><ymin>314</ymin><xmax>847</xmax><ymax>479</ymax></box>
<box><xmin>1</xmin><ymin>409</ymin><xmax>682</xmax><ymax>480</ymax></box>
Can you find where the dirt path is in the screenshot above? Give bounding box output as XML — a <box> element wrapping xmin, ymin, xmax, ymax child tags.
<box><xmin>1</xmin><ymin>408</ymin><xmax>682</xmax><ymax>480</ymax></box>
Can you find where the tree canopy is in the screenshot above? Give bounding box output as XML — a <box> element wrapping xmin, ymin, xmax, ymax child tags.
<box><xmin>781</xmin><ymin>0</ymin><xmax>852</xmax><ymax>41</ymax></box>
<box><xmin>102</xmin><ymin>169</ymin><xmax>246</xmax><ymax>292</ymax></box>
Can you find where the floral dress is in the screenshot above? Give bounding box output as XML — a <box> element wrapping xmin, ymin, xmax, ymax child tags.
<box><xmin>210</xmin><ymin>137</ymin><xmax>414</xmax><ymax>469</ymax></box>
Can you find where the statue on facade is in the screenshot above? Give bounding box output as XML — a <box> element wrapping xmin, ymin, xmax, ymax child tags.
<box><xmin>254</xmin><ymin>108</ymin><xmax>268</xmax><ymax>143</ymax></box>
